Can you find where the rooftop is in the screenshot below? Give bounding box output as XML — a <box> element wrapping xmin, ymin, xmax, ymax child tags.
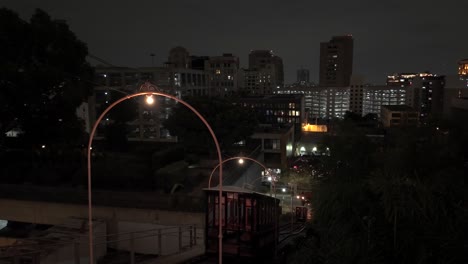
<box><xmin>382</xmin><ymin>105</ymin><xmax>416</xmax><ymax>112</ymax></box>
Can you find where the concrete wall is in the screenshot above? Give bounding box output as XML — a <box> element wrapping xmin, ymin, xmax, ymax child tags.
<box><xmin>0</xmin><ymin>198</ymin><xmax>205</xmax><ymax>259</ymax></box>
<box><xmin>0</xmin><ymin>198</ymin><xmax>204</xmax><ymax>227</ymax></box>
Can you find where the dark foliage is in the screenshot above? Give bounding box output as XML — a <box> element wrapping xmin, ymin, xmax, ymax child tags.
<box><xmin>0</xmin><ymin>8</ymin><xmax>93</xmax><ymax>147</ymax></box>
<box><xmin>163</xmin><ymin>96</ymin><xmax>258</xmax><ymax>153</ymax></box>
<box><xmin>0</xmin><ymin>8</ymin><xmax>92</xmax><ymax>185</ymax></box>
<box><xmin>287</xmin><ymin>120</ymin><xmax>468</xmax><ymax>264</ymax></box>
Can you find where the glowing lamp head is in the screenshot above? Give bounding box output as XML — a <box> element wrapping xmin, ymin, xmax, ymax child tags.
<box><xmin>146</xmin><ymin>95</ymin><xmax>154</xmax><ymax>105</ymax></box>
<box><xmin>268</xmin><ymin>176</ymin><xmax>272</xmax><ymax>181</ymax></box>
<box><xmin>238</xmin><ymin>158</ymin><xmax>244</xmax><ymax>165</ymax></box>
<box><xmin>282</xmin><ymin>188</ymin><xmax>286</xmax><ymax>193</ymax></box>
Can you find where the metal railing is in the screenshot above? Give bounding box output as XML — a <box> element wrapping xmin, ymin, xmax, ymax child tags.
<box><xmin>0</xmin><ymin>225</ymin><xmax>201</xmax><ymax>264</ymax></box>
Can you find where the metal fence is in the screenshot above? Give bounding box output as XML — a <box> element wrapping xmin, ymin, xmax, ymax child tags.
<box><xmin>0</xmin><ymin>225</ymin><xmax>201</xmax><ymax>264</ymax></box>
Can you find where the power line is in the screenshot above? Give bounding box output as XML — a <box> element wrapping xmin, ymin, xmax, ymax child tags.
<box><xmin>87</xmin><ymin>53</ymin><xmax>118</xmax><ymax>68</ymax></box>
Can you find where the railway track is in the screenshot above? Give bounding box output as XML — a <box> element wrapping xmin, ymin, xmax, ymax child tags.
<box><xmin>278</xmin><ymin>222</ymin><xmax>306</xmax><ymax>245</ymax></box>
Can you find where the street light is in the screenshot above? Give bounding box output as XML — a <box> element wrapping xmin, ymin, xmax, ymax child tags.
<box><xmin>145</xmin><ymin>95</ymin><xmax>155</xmax><ymax>105</ymax></box>
<box><xmin>208</xmin><ymin>156</ymin><xmax>271</xmax><ymax>189</ymax></box>
<box><xmin>87</xmin><ymin>83</ymin><xmax>224</xmax><ymax>264</ymax></box>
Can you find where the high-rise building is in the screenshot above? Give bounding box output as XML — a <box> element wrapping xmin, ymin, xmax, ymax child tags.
<box><xmin>248</xmin><ymin>50</ymin><xmax>284</xmax><ymax>88</ymax></box>
<box><xmin>458</xmin><ymin>59</ymin><xmax>468</xmax><ymax>76</ymax></box>
<box><xmin>167</xmin><ymin>47</ymin><xmax>240</xmax><ymax>97</ymax></box>
<box><xmin>386</xmin><ymin>72</ymin><xmax>420</xmax><ymax>108</ymax></box>
<box><xmin>167</xmin><ymin>46</ymin><xmax>190</xmax><ymax>69</ymax></box>
<box><xmin>386</xmin><ymin>72</ymin><xmax>445</xmax><ymax>120</ymax></box>
<box><xmin>234</xmin><ymin>94</ymin><xmax>305</xmax><ymax>134</ymax></box>
<box><xmin>205</xmin><ymin>53</ymin><xmax>239</xmax><ymax>96</ymax></box>
<box><xmin>411</xmin><ymin>75</ymin><xmax>445</xmax><ymax>120</ymax></box>
<box><xmin>93</xmin><ymin>66</ymin><xmax>178</xmax><ymax>141</ymax></box>
<box><xmin>362</xmin><ymin>85</ymin><xmax>407</xmax><ymax>117</ymax></box>
<box><xmin>238</xmin><ymin>67</ymin><xmax>277</xmax><ymax>95</ymax></box>
<box><xmin>274</xmin><ymin>85</ymin><xmax>349</xmax><ymax>119</ymax></box>
<box><xmin>443</xmin><ymin>75</ymin><xmax>468</xmax><ymax>118</ymax></box>
<box><xmin>349</xmin><ymin>75</ymin><xmax>365</xmax><ymax>115</ymax></box>
<box><xmin>319</xmin><ymin>35</ymin><xmax>354</xmax><ymax>87</ymax></box>
<box><xmin>297</xmin><ymin>68</ymin><xmax>310</xmax><ymax>84</ymax></box>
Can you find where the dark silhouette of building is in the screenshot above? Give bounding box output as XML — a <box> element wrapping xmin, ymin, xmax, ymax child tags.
<box><xmin>319</xmin><ymin>35</ymin><xmax>354</xmax><ymax>87</ymax></box>
<box><xmin>205</xmin><ymin>53</ymin><xmax>240</xmax><ymax>96</ymax></box>
<box><xmin>381</xmin><ymin>105</ymin><xmax>419</xmax><ymax>127</ymax></box>
<box><xmin>297</xmin><ymin>68</ymin><xmax>310</xmax><ymax>84</ymax></box>
<box><xmin>167</xmin><ymin>46</ymin><xmax>190</xmax><ymax>69</ymax></box>
<box><xmin>190</xmin><ymin>55</ymin><xmax>209</xmax><ymax>70</ymax></box>
<box><xmin>412</xmin><ymin>75</ymin><xmax>445</xmax><ymax>121</ymax></box>
<box><xmin>248</xmin><ymin>50</ymin><xmax>284</xmax><ymax>87</ymax></box>
<box><xmin>234</xmin><ymin>94</ymin><xmax>304</xmax><ymax>134</ymax></box>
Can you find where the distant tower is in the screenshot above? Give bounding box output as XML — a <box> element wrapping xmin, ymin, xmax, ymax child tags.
<box><xmin>458</xmin><ymin>59</ymin><xmax>468</xmax><ymax>76</ymax></box>
<box><xmin>319</xmin><ymin>35</ymin><xmax>354</xmax><ymax>87</ymax></box>
<box><xmin>249</xmin><ymin>50</ymin><xmax>284</xmax><ymax>87</ymax></box>
<box><xmin>168</xmin><ymin>46</ymin><xmax>190</xmax><ymax>69</ymax></box>
<box><xmin>297</xmin><ymin>68</ymin><xmax>310</xmax><ymax>84</ymax></box>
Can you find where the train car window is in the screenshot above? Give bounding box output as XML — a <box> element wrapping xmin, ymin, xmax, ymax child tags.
<box><xmin>239</xmin><ymin>197</ymin><xmax>245</xmax><ymax>229</ymax></box>
<box><xmin>245</xmin><ymin>197</ymin><xmax>252</xmax><ymax>231</ymax></box>
<box><xmin>208</xmin><ymin>195</ymin><xmax>214</xmax><ymax>227</ymax></box>
<box><xmin>253</xmin><ymin>199</ymin><xmax>257</xmax><ymax>231</ymax></box>
<box><xmin>214</xmin><ymin>195</ymin><xmax>226</xmax><ymax>226</ymax></box>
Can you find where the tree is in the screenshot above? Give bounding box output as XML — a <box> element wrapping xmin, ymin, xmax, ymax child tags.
<box><xmin>0</xmin><ymin>8</ymin><xmax>93</xmax><ymax>147</ymax></box>
<box><xmin>286</xmin><ymin>119</ymin><xmax>468</xmax><ymax>264</ymax></box>
<box><xmin>101</xmin><ymin>91</ymin><xmax>138</xmax><ymax>151</ymax></box>
<box><xmin>163</xmin><ymin>97</ymin><xmax>258</xmax><ymax>153</ymax></box>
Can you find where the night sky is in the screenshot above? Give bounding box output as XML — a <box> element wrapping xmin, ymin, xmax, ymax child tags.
<box><xmin>3</xmin><ymin>0</ymin><xmax>467</xmax><ymax>84</ymax></box>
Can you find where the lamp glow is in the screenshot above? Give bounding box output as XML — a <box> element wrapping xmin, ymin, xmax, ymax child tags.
<box><xmin>238</xmin><ymin>158</ymin><xmax>244</xmax><ymax>164</ymax></box>
<box><xmin>146</xmin><ymin>95</ymin><xmax>154</xmax><ymax>105</ymax></box>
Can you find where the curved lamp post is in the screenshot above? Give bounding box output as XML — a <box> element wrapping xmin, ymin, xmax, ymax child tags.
<box><xmin>87</xmin><ymin>85</ymin><xmax>224</xmax><ymax>264</ymax></box>
<box><xmin>207</xmin><ymin>156</ymin><xmax>273</xmax><ymax>189</ymax></box>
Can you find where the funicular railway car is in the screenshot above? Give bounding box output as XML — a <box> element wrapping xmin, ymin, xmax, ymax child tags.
<box><xmin>295</xmin><ymin>206</ymin><xmax>308</xmax><ymax>222</ymax></box>
<box><xmin>204</xmin><ymin>186</ymin><xmax>281</xmax><ymax>260</ymax></box>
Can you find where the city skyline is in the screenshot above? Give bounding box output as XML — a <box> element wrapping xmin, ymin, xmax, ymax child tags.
<box><xmin>3</xmin><ymin>0</ymin><xmax>468</xmax><ymax>84</ymax></box>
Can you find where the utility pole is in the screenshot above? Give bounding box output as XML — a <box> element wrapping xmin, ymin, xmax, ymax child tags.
<box><xmin>150</xmin><ymin>53</ymin><xmax>155</xmax><ymax>66</ymax></box>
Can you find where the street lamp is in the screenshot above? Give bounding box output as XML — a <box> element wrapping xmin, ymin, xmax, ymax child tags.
<box><xmin>87</xmin><ymin>83</ymin><xmax>224</xmax><ymax>264</ymax></box>
<box><xmin>145</xmin><ymin>94</ymin><xmax>155</xmax><ymax>105</ymax></box>
<box><xmin>207</xmin><ymin>156</ymin><xmax>271</xmax><ymax>189</ymax></box>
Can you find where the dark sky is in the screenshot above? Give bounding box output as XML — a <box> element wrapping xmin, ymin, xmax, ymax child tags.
<box><xmin>3</xmin><ymin>0</ymin><xmax>468</xmax><ymax>84</ymax></box>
